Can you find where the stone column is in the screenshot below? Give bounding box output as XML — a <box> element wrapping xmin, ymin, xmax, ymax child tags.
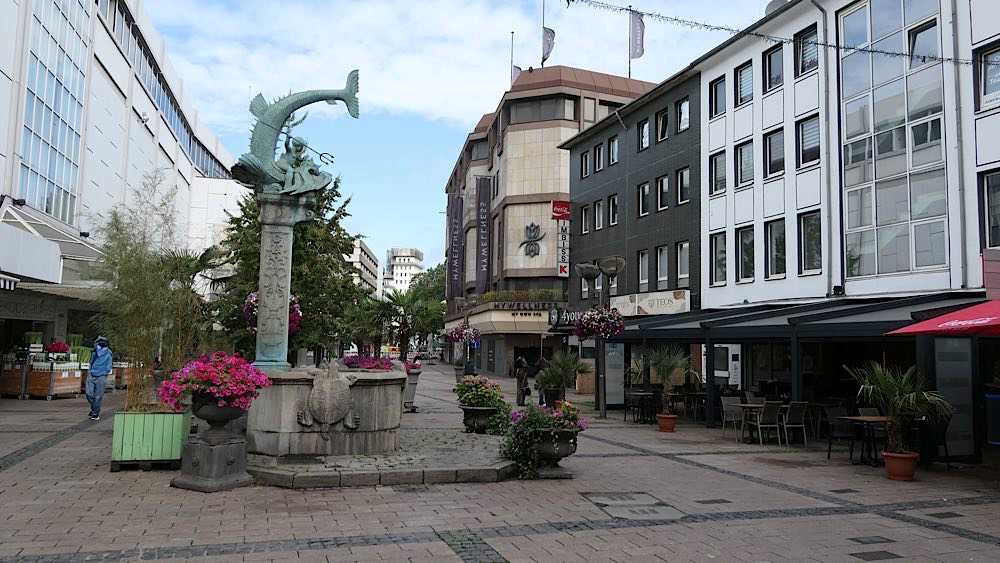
<box><xmin>254</xmin><ymin>192</ymin><xmax>313</xmax><ymax>375</ymax></box>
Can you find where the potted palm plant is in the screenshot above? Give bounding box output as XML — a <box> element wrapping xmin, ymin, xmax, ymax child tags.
<box><xmin>650</xmin><ymin>345</ymin><xmax>691</xmax><ymax>433</ymax></box>
<box><xmin>535</xmin><ymin>351</ymin><xmax>591</xmax><ymax>407</ymax></box>
<box><xmin>846</xmin><ymin>361</ymin><xmax>952</xmax><ymax>481</ymax></box>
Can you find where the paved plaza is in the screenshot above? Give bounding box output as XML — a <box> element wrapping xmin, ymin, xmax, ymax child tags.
<box><xmin>1</xmin><ymin>365</ymin><xmax>1000</xmax><ymax>562</ymax></box>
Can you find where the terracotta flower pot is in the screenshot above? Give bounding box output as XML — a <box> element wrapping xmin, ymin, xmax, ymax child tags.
<box><xmin>883</xmin><ymin>451</ymin><xmax>920</xmax><ymax>481</ymax></box>
<box><xmin>656</xmin><ymin>413</ymin><xmax>678</xmax><ymax>433</ymax></box>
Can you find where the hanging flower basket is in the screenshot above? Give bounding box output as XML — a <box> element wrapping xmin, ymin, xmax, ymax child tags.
<box><xmin>574</xmin><ymin>306</ymin><xmax>625</xmax><ymax>340</ymax></box>
<box><xmin>243</xmin><ymin>292</ymin><xmax>303</xmax><ymax>335</ymax></box>
<box><xmin>445</xmin><ymin>322</ymin><xmax>481</xmax><ymax>344</ymax></box>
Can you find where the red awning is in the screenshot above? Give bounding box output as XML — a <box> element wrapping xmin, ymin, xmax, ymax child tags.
<box><xmin>889</xmin><ymin>300</ymin><xmax>1000</xmax><ymax>336</ymax></box>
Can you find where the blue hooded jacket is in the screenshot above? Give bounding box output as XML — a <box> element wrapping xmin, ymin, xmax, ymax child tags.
<box><xmin>90</xmin><ymin>345</ymin><xmax>113</xmax><ymax>377</ymax></box>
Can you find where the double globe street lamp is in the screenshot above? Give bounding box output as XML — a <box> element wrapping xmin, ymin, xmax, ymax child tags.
<box><xmin>575</xmin><ymin>255</ymin><xmax>626</xmax><ymax>419</ymax></box>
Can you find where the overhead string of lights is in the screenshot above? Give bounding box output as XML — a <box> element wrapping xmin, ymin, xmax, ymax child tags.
<box><xmin>567</xmin><ymin>0</ymin><xmax>986</xmax><ymax>67</ymax></box>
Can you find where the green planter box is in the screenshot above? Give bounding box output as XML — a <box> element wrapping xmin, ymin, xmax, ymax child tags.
<box><xmin>111</xmin><ymin>412</ymin><xmax>191</xmax><ymax>470</ymax></box>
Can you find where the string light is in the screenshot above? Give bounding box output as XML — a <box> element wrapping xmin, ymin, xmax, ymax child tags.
<box><xmin>567</xmin><ymin>0</ymin><xmax>986</xmax><ymax>67</ymax></box>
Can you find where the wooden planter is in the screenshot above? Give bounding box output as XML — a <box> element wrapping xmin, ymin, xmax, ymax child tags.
<box><xmin>26</xmin><ymin>366</ymin><xmax>82</xmax><ymax>399</ymax></box>
<box><xmin>111</xmin><ymin>412</ymin><xmax>191</xmax><ymax>471</ymax></box>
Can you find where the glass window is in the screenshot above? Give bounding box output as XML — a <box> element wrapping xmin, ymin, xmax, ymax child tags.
<box><xmin>656</xmin><ymin>109</ymin><xmax>668</xmax><ymax>141</ymax></box>
<box><xmin>656</xmin><ymin>175</ymin><xmax>669</xmax><ymax>210</ymax></box>
<box><xmin>594</xmin><ymin>143</ymin><xmax>604</xmax><ymax>171</ymax></box>
<box><xmin>676</xmin><ymin>98</ymin><xmax>689</xmax><ymax>131</ymax></box>
<box><xmin>845</xmin><ymin>96</ymin><xmax>871</xmax><ymax>140</ymax></box>
<box><xmin>980</xmin><ymin>47</ymin><xmax>1000</xmax><ymax>108</ymax></box>
<box><xmin>580</xmin><ymin>151</ymin><xmax>590</xmax><ymax>177</ymax></box>
<box><xmin>764</xmin><ymin>129</ymin><xmax>784</xmax><ymax>178</ymax></box>
<box><xmin>581</xmin><ymin>205</ymin><xmax>590</xmax><ymax>234</ymax></box>
<box><xmin>914</xmin><ymin>220</ymin><xmax>946</xmax><ymax>267</ymax></box>
<box><xmin>594</xmin><ymin>200</ymin><xmax>604</xmax><ymax>230</ymax></box>
<box><xmin>846</xmin><ymin>230</ymin><xmax>877</xmax><ymax>277</ymax></box>
<box><xmin>842</xmin><ymin>51</ymin><xmax>871</xmax><ymax>99</ymax></box>
<box><xmin>878</xmin><ymin>224</ymin><xmax>910</xmax><ymax>273</ymax></box>
<box><xmin>737</xmin><ymin>226</ymin><xmax>754</xmax><ymax>282</ymax></box>
<box><xmin>677</xmin><ymin>241</ymin><xmax>690</xmax><ymax>286</ymax></box>
<box><xmin>765</xmin><ymin>219</ymin><xmax>786</xmax><ymax>278</ymax></box>
<box><xmin>842</xmin><ymin>6</ymin><xmax>868</xmax><ymax>49</ymax></box>
<box><xmin>905</xmin><ymin>0</ymin><xmax>938</xmax><ymax>26</ymax></box>
<box><xmin>638</xmin><ymin>182</ymin><xmax>650</xmax><ymax>216</ymax></box>
<box><xmin>797</xmin><ymin>115</ymin><xmax>820</xmax><ymax>166</ymax></box>
<box><xmin>872</xmin><ymin>33</ymin><xmax>905</xmax><ymax>85</ymax></box>
<box><xmin>710</xmin><ymin>76</ymin><xmax>726</xmax><ymax>118</ymax></box>
<box><xmin>874</xmin><ymin>80</ymin><xmax>906</xmax><ymax>132</ymax></box>
<box><xmin>656</xmin><ymin>245</ymin><xmax>669</xmax><ymax>289</ymax></box>
<box><xmin>876</xmin><ymin>176</ymin><xmax>910</xmax><ymax>225</ymax></box>
<box><xmin>637</xmin><ymin>118</ymin><xmax>650</xmax><ymax>151</ymax></box>
<box><xmin>872</xmin><ymin>0</ymin><xmax>902</xmax><ymax>39</ymax></box>
<box><xmin>583</xmin><ymin>97</ymin><xmax>596</xmax><ymax>121</ymax></box>
<box><xmin>581</xmin><ymin>276</ymin><xmax>589</xmax><ymax>299</ymax></box>
<box><xmin>848</xmin><ymin>187</ymin><xmax>874</xmax><ymax>229</ymax></box>
<box><xmin>875</xmin><ymin>127</ymin><xmax>907</xmax><ymax>179</ymax></box>
<box><xmin>609</xmin><ymin>136</ymin><xmax>619</xmax><ymax>164</ymax></box>
<box><xmin>736</xmin><ymin>62</ymin><xmax>753</xmax><ymax>106</ymax></box>
<box><xmin>710</xmin><ymin>151</ymin><xmax>726</xmax><ymax>194</ymax></box>
<box><xmin>609</xmin><ymin>194</ymin><xmax>619</xmax><ymax>226</ymax></box>
<box><xmin>710</xmin><ymin>232</ymin><xmax>727</xmax><ymax>285</ymax></box>
<box><xmin>638</xmin><ymin>249</ymin><xmax>649</xmax><ymax>292</ymax></box>
<box><xmin>910</xmin><ymin>166</ymin><xmax>946</xmax><ymax>219</ymax></box>
<box><xmin>677</xmin><ymin>167</ymin><xmax>691</xmax><ymax>204</ymax></box>
<box><xmin>911</xmin><ymin>118</ymin><xmax>942</xmax><ymax>167</ymax></box>
<box><xmin>844</xmin><ymin>138</ymin><xmax>874</xmax><ymax>187</ymax></box>
<box><xmin>799</xmin><ymin>211</ymin><xmax>822</xmax><ymax>273</ymax></box>
<box><xmin>796</xmin><ymin>26</ymin><xmax>819</xmax><ymax>76</ymax></box>
<box><xmin>907</xmin><ymin>64</ymin><xmax>943</xmax><ymax>120</ymax></box>
<box><xmin>909</xmin><ymin>21</ymin><xmax>938</xmax><ymax>69</ymax></box>
<box><xmin>764</xmin><ymin>45</ymin><xmax>783</xmax><ymax>92</ymax></box>
<box><xmin>736</xmin><ymin>141</ymin><xmax>754</xmax><ymax>186</ymax></box>
<box><xmin>986</xmin><ymin>173</ymin><xmax>1000</xmax><ymax>247</ymax></box>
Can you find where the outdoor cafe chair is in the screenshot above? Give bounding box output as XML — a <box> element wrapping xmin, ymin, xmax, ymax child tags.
<box><xmin>825</xmin><ymin>406</ymin><xmax>856</xmax><ymax>461</ymax></box>
<box><xmin>781</xmin><ymin>401</ymin><xmax>808</xmax><ymax>447</ymax></box>
<box><xmin>858</xmin><ymin>407</ymin><xmax>880</xmax><ymax>417</ymax></box>
<box><xmin>745</xmin><ymin>401</ymin><xmax>783</xmax><ymax>446</ymax></box>
<box><xmin>720</xmin><ymin>396</ymin><xmax>742</xmax><ymax>439</ymax></box>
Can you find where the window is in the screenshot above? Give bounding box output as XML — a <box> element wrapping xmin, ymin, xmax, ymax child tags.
<box><xmin>797</xmin><ymin>115</ymin><xmax>820</xmax><ymax>167</ymax></box>
<box><xmin>764</xmin><ymin>45</ymin><xmax>783</xmax><ymax>92</ymax></box>
<box><xmin>676</xmin><ymin>241</ymin><xmax>690</xmax><ymax>287</ymax></box>
<box><xmin>655</xmin><ymin>109</ymin><xmax>668</xmax><ymax>141</ymax></box>
<box><xmin>676</xmin><ymin>98</ymin><xmax>690</xmax><ymax>131</ymax></box>
<box><xmin>610</xmin><ymin>273</ymin><xmax>618</xmax><ymax>296</ymax></box>
<box><xmin>594</xmin><ymin>143</ymin><xmax>605</xmax><ymax>171</ymax></box>
<box><xmin>638</xmin><ymin>183</ymin><xmax>650</xmax><ymax>216</ymax></box>
<box><xmin>736</xmin><ymin>226</ymin><xmax>754</xmax><ymax>282</ymax></box>
<box><xmin>908</xmin><ymin>21</ymin><xmax>938</xmax><ymax>70</ymax></box>
<box><xmin>580</xmin><ymin>151</ymin><xmax>591</xmax><ymax>178</ymax></box>
<box><xmin>595</xmin><ymin>273</ymin><xmax>603</xmax><ymax>294</ymax></box>
<box><xmin>710</xmin><ymin>232</ymin><xmax>727</xmax><ymax>285</ymax></box>
<box><xmin>980</xmin><ymin>47</ymin><xmax>1000</xmax><ymax>109</ymax></box>
<box><xmin>710</xmin><ymin>76</ymin><xmax>726</xmax><ymax>118</ymax></box>
<box><xmin>609</xmin><ymin>194</ymin><xmax>619</xmax><ymax>226</ymax></box>
<box><xmin>609</xmin><ymin>136</ymin><xmax>619</xmax><ymax>164</ymax></box>
<box><xmin>798</xmin><ymin>211</ymin><xmax>822</xmax><ymax>274</ymax></box>
<box><xmin>581</xmin><ymin>277</ymin><xmax>589</xmax><ymax>299</ymax></box>
<box><xmin>795</xmin><ymin>25</ymin><xmax>818</xmax><ymax>76</ymax></box>
<box><xmin>878</xmin><ymin>224</ymin><xmax>910</xmax><ymax>273</ymax></box>
<box><xmin>656</xmin><ymin>245</ymin><xmax>669</xmax><ymax>290</ymax></box>
<box><xmin>847</xmin><ymin>187</ymin><xmax>873</xmax><ymax>229</ymax></box>
<box><xmin>907</xmin><ymin>65</ymin><xmax>943</xmax><ymax>120</ymax></box>
<box><xmin>676</xmin><ymin>167</ymin><xmax>691</xmax><ymax>204</ymax></box>
<box><xmin>581</xmin><ymin>205</ymin><xmax>590</xmax><ymax>234</ymax></box>
<box><xmin>846</xmin><ymin>230</ymin><xmax>877</xmax><ymax>277</ymax></box>
<box><xmin>914</xmin><ymin>220</ymin><xmax>946</xmax><ymax>267</ymax></box>
<box><xmin>637</xmin><ymin>118</ymin><xmax>650</xmax><ymax>151</ymax></box>
<box><xmin>736</xmin><ymin>141</ymin><xmax>754</xmax><ymax>187</ymax></box>
<box><xmin>735</xmin><ymin>61</ymin><xmax>753</xmax><ymax>106</ymax></box>
<box><xmin>709</xmin><ymin>151</ymin><xmax>726</xmax><ymax>195</ymax></box>
<box><xmin>656</xmin><ymin>175</ymin><xmax>669</xmax><ymax>210</ymax></box>
<box><xmin>911</xmin><ymin>118</ymin><xmax>942</xmax><ymax>167</ymax></box>
<box><xmin>764</xmin><ymin>129</ymin><xmax>785</xmax><ymax>178</ymax></box>
<box><xmin>765</xmin><ymin>219</ymin><xmax>786</xmax><ymax>278</ymax></box>
<box><xmin>594</xmin><ymin>200</ymin><xmax>604</xmax><ymax>230</ymax></box>
<box><xmin>986</xmin><ymin>172</ymin><xmax>1000</xmax><ymax>248</ymax></box>
<box><xmin>638</xmin><ymin>249</ymin><xmax>649</xmax><ymax>292</ymax></box>
<box><xmin>842</xmin><ymin>5</ymin><xmax>868</xmax><ymax>48</ymax></box>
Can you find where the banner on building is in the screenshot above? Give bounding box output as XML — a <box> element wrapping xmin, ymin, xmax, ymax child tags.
<box><xmin>630</xmin><ymin>11</ymin><xmax>645</xmax><ymax>60</ymax></box>
<box><xmin>556</xmin><ymin>220</ymin><xmax>570</xmax><ymax>278</ymax></box>
<box><xmin>551</xmin><ymin>200</ymin><xmax>571</xmax><ymax>220</ymax></box>
<box><xmin>447</xmin><ymin>192</ymin><xmax>465</xmax><ymax>299</ymax></box>
<box><xmin>475</xmin><ymin>176</ymin><xmax>492</xmax><ymax>294</ymax></box>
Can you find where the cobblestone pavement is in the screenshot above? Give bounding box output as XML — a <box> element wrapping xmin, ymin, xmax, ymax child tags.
<box><xmin>1</xmin><ymin>365</ymin><xmax>1000</xmax><ymax>562</ymax></box>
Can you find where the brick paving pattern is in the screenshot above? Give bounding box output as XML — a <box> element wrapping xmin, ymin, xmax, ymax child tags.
<box><xmin>0</xmin><ymin>364</ymin><xmax>998</xmax><ymax>561</ymax></box>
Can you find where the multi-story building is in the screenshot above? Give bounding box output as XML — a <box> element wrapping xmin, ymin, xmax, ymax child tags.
<box><xmin>346</xmin><ymin>239</ymin><xmax>380</xmax><ymax>297</ymax></box>
<box><xmin>0</xmin><ymin>0</ymin><xmax>235</xmax><ymax>348</ymax></box>
<box><xmin>443</xmin><ymin>66</ymin><xmax>653</xmax><ymax>376</ymax></box>
<box><xmin>382</xmin><ymin>247</ymin><xmax>424</xmax><ymax>294</ymax></box>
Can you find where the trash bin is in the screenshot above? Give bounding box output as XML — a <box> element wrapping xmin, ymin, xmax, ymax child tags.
<box><xmin>988</xmin><ymin>394</ymin><xmax>1000</xmax><ymax>446</ymax></box>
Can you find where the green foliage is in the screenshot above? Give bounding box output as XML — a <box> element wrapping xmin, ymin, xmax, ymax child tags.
<box><xmin>845</xmin><ymin>361</ymin><xmax>953</xmax><ymax>453</ymax></box>
<box><xmin>535</xmin><ymin>351</ymin><xmax>591</xmax><ymax>390</ymax></box>
<box><xmin>385</xmin><ymin>289</ymin><xmax>444</xmax><ymax>359</ymax></box>
<box><xmin>475</xmin><ymin>288</ymin><xmax>566</xmax><ymax>304</ymax></box>
<box><xmin>453</xmin><ymin>375</ymin><xmax>505</xmax><ymax>408</ymax></box>
<box><xmin>486</xmin><ymin>403</ymin><xmax>513</xmax><ymax>436</ymax></box>
<box><xmin>500</xmin><ymin>402</ymin><xmax>586</xmax><ymax>479</ymax></box>
<box><xmin>408</xmin><ymin>262</ymin><xmax>445</xmax><ymax>304</ymax></box>
<box><xmin>343</xmin><ymin>296</ymin><xmax>393</xmax><ymax>354</ymax></box>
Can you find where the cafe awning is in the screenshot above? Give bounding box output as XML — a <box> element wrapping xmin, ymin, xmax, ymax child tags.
<box><xmin>888</xmin><ymin>300</ymin><xmax>999</xmax><ymax>336</ymax></box>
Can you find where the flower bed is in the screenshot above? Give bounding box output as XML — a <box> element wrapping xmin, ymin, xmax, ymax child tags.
<box><xmin>342</xmin><ymin>355</ymin><xmax>393</xmax><ymax>370</ymax></box>
<box><xmin>501</xmin><ymin>401</ymin><xmax>588</xmax><ymax>478</ymax></box>
<box><xmin>158</xmin><ymin>352</ymin><xmax>271</xmax><ymax>411</ymax></box>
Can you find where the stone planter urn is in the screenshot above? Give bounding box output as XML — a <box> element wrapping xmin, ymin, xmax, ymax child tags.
<box><xmin>191</xmin><ymin>392</ymin><xmax>246</xmax><ymax>445</ymax></box>
<box><xmin>171</xmin><ymin>392</ymin><xmax>252</xmax><ymax>493</ymax></box>
<box><xmin>531</xmin><ymin>428</ymin><xmax>579</xmax><ymax>467</ymax></box>
<box><xmin>403</xmin><ymin>370</ymin><xmax>420</xmax><ymax>413</ymax></box>
<box><xmin>460</xmin><ymin>405</ymin><xmax>498</xmax><ymax>434</ymax></box>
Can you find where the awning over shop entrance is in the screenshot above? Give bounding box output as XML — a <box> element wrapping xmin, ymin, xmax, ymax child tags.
<box><xmin>889</xmin><ymin>299</ymin><xmax>998</xmax><ymax>336</ymax></box>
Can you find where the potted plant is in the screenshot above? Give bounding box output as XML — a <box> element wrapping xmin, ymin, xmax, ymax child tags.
<box><xmin>501</xmin><ymin>401</ymin><xmax>589</xmax><ymax>478</ymax></box>
<box><xmin>535</xmin><ymin>351</ymin><xmax>590</xmax><ymax>407</ymax></box>
<box><xmin>649</xmin><ymin>346</ymin><xmax>691</xmax><ymax>432</ymax></box>
<box><xmin>454</xmin><ymin>375</ymin><xmax>506</xmax><ymax>433</ymax></box>
<box><xmin>846</xmin><ymin>361</ymin><xmax>952</xmax><ymax>481</ymax></box>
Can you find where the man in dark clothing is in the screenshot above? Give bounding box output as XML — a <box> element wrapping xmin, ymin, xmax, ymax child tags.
<box><xmin>86</xmin><ymin>337</ymin><xmax>112</xmax><ymax>420</ymax></box>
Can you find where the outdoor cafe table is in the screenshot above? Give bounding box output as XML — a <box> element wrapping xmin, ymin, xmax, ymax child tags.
<box><xmin>837</xmin><ymin>415</ymin><xmax>889</xmax><ymax>467</ymax></box>
<box><xmin>735</xmin><ymin>403</ymin><xmax>764</xmax><ymax>443</ymax></box>
<box><xmin>626</xmin><ymin>391</ymin><xmax>657</xmax><ymax>424</ymax></box>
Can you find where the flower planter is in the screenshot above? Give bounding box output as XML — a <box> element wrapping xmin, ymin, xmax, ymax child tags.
<box><xmin>883</xmin><ymin>451</ymin><xmax>920</xmax><ymax>481</ymax></box>
<box><xmin>656</xmin><ymin>414</ymin><xmax>678</xmax><ymax>432</ymax></box>
<box><xmin>403</xmin><ymin>372</ymin><xmax>420</xmax><ymax>412</ymax></box>
<box><xmin>111</xmin><ymin>412</ymin><xmax>191</xmax><ymax>470</ymax></box>
<box><xmin>192</xmin><ymin>392</ymin><xmax>246</xmax><ymax>445</ymax></box>
<box><xmin>542</xmin><ymin>388</ymin><xmax>565</xmax><ymax>407</ymax></box>
<box><xmin>460</xmin><ymin>405</ymin><xmax>498</xmax><ymax>434</ymax></box>
<box><xmin>530</xmin><ymin>428</ymin><xmax>579</xmax><ymax>467</ymax></box>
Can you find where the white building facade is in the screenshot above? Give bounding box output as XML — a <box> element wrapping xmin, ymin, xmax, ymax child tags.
<box><xmin>346</xmin><ymin>238</ymin><xmax>380</xmax><ymax>297</ymax></box>
<box><xmin>382</xmin><ymin>247</ymin><xmax>424</xmax><ymax>294</ymax></box>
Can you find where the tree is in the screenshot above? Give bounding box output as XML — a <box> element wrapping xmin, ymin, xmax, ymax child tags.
<box><xmin>214</xmin><ymin>177</ymin><xmax>361</xmax><ymax>360</ymax></box>
<box><xmin>343</xmin><ymin>296</ymin><xmax>393</xmax><ymax>356</ymax></box>
<box><xmin>408</xmin><ymin>262</ymin><xmax>445</xmax><ymax>303</ymax></box>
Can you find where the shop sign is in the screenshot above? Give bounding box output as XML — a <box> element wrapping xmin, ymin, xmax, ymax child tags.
<box><xmin>556</xmin><ymin>221</ymin><xmax>570</xmax><ymax>278</ymax></box>
<box><xmin>610</xmin><ymin>290</ymin><xmax>690</xmax><ymax>317</ymax></box>
<box><xmin>551</xmin><ymin>200</ymin><xmax>571</xmax><ymax>220</ymax></box>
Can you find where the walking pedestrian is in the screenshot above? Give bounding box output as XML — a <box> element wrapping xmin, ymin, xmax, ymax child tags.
<box><xmin>515</xmin><ymin>356</ymin><xmax>529</xmax><ymax>406</ymax></box>
<box><xmin>86</xmin><ymin>336</ymin><xmax>112</xmax><ymax>421</ymax></box>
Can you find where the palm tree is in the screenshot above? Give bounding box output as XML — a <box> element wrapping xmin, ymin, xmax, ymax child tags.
<box><xmin>344</xmin><ymin>297</ymin><xmax>392</xmax><ymax>356</ymax></box>
<box><xmin>649</xmin><ymin>345</ymin><xmax>692</xmax><ymax>414</ymax></box>
<box><xmin>385</xmin><ymin>289</ymin><xmax>430</xmax><ymax>361</ymax></box>
<box><xmin>537</xmin><ymin>351</ymin><xmax>591</xmax><ymax>403</ymax></box>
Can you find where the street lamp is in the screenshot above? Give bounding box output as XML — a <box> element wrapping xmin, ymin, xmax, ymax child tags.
<box><xmin>576</xmin><ymin>255</ymin><xmax>625</xmax><ymax>419</ymax></box>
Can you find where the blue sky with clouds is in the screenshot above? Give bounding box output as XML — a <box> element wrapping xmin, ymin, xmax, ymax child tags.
<box><xmin>147</xmin><ymin>0</ymin><xmax>765</xmax><ymax>267</ymax></box>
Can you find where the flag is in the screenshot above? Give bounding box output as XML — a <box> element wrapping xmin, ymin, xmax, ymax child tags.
<box><xmin>511</xmin><ymin>65</ymin><xmax>522</xmax><ymax>84</ymax></box>
<box><xmin>542</xmin><ymin>26</ymin><xmax>555</xmax><ymax>64</ymax></box>
<box><xmin>630</xmin><ymin>11</ymin><xmax>645</xmax><ymax>60</ymax></box>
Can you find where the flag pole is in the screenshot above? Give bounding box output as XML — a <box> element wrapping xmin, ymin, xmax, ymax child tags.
<box><xmin>510</xmin><ymin>31</ymin><xmax>515</xmax><ymax>85</ymax></box>
<box><xmin>541</xmin><ymin>0</ymin><xmax>546</xmax><ymax>67</ymax></box>
<box><xmin>627</xmin><ymin>5</ymin><xmax>632</xmax><ymax>78</ymax></box>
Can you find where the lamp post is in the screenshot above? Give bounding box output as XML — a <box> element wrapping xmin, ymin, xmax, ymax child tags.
<box><xmin>576</xmin><ymin>255</ymin><xmax>626</xmax><ymax>420</ymax></box>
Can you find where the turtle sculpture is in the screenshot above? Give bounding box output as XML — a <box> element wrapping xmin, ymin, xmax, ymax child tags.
<box><xmin>297</xmin><ymin>362</ymin><xmax>359</xmax><ymax>439</ymax></box>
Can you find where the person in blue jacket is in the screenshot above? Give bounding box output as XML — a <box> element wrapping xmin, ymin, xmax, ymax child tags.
<box><xmin>86</xmin><ymin>336</ymin><xmax>112</xmax><ymax>421</ymax></box>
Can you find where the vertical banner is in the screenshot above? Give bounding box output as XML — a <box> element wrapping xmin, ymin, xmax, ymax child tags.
<box><xmin>552</xmin><ymin>201</ymin><xmax>571</xmax><ymax>278</ymax></box>
<box><xmin>475</xmin><ymin>176</ymin><xmax>492</xmax><ymax>294</ymax></box>
<box><xmin>447</xmin><ymin>193</ymin><xmax>465</xmax><ymax>300</ymax></box>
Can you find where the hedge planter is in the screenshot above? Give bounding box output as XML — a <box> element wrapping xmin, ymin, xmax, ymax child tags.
<box><xmin>531</xmin><ymin>428</ymin><xmax>579</xmax><ymax>467</ymax></box>
<box><xmin>883</xmin><ymin>451</ymin><xmax>920</xmax><ymax>481</ymax></box>
<box><xmin>111</xmin><ymin>412</ymin><xmax>191</xmax><ymax>470</ymax></box>
<box><xmin>460</xmin><ymin>405</ymin><xmax>498</xmax><ymax>434</ymax></box>
<box><xmin>656</xmin><ymin>414</ymin><xmax>678</xmax><ymax>433</ymax></box>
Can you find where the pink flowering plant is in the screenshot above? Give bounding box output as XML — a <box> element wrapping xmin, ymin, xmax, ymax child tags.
<box><xmin>243</xmin><ymin>292</ymin><xmax>303</xmax><ymax>335</ymax></box>
<box><xmin>342</xmin><ymin>355</ymin><xmax>393</xmax><ymax>370</ymax></box>
<box><xmin>404</xmin><ymin>360</ymin><xmax>422</xmax><ymax>374</ymax></box>
<box><xmin>445</xmin><ymin>323</ymin><xmax>480</xmax><ymax>344</ymax></box>
<box><xmin>157</xmin><ymin>352</ymin><xmax>271</xmax><ymax>411</ymax></box>
<box><xmin>574</xmin><ymin>305</ymin><xmax>625</xmax><ymax>340</ymax></box>
<box><xmin>45</xmin><ymin>341</ymin><xmax>70</xmax><ymax>354</ymax></box>
<box><xmin>502</xmin><ymin>402</ymin><xmax>588</xmax><ymax>478</ymax></box>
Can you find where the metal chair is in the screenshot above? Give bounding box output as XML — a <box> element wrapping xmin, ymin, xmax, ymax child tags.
<box><xmin>720</xmin><ymin>396</ymin><xmax>742</xmax><ymax>439</ymax></box>
<box><xmin>746</xmin><ymin>401</ymin><xmax>783</xmax><ymax>446</ymax></box>
<box><xmin>781</xmin><ymin>401</ymin><xmax>808</xmax><ymax>446</ymax></box>
<box><xmin>858</xmin><ymin>407</ymin><xmax>880</xmax><ymax>417</ymax></box>
<box><xmin>825</xmin><ymin>407</ymin><xmax>856</xmax><ymax>461</ymax></box>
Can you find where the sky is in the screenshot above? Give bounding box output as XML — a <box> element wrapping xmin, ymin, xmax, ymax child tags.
<box><xmin>146</xmin><ymin>0</ymin><xmax>767</xmax><ymax>269</ymax></box>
